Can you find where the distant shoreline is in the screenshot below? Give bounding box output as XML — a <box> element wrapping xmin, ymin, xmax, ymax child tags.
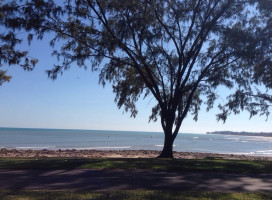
<box><xmin>207</xmin><ymin>131</ymin><xmax>272</xmax><ymax>137</ymax></box>
<box><xmin>0</xmin><ymin>149</ymin><xmax>272</xmax><ymax>160</ymax></box>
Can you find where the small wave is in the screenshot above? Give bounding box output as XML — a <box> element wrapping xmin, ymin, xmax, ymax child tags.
<box><xmin>241</xmin><ymin>141</ymin><xmax>248</xmax><ymax>143</ymax></box>
<box><xmin>73</xmin><ymin>146</ymin><xmax>131</xmax><ymax>150</ymax></box>
<box><xmin>256</xmin><ymin>150</ymin><xmax>272</xmax><ymax>153</ymax></box>
<box><xmin>155</xmin><ymin>145</ymin><xmax>176</xmax><ymax>147</ymax></box>
<box><xmin>15</xmin><ymin>146</ymin><xmax>56</xmax><ymax>149</ymax></box>
<box><xmin>193</xmin><ymin>137</ymin><xmax>199</xmax><ymax>139</ymax></box>
<box><xmin>225</xmin><ymin>137</ymin><xmax>239</xmax><ymax>140</ymax></box>
<box><xmin>245</xmin><ymin>138</ymin><xmax>272</xmax><ymax>141</ymax></box>
<box><xmin>231</xmin><ymin>152</ymin><xmax>255</xmax><ymax>155</ymax></box>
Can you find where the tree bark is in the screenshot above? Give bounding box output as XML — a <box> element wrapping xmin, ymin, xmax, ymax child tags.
<box><xmin>158</xmin><ymin>133</ymin><xmax>174</xmax><ymax>158</ymax></box>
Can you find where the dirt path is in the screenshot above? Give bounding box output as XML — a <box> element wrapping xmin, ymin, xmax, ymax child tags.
<box><xmin>1</xmin><ymin>169</ymin><xmax>272</xmax><ymax>192</ymax></box>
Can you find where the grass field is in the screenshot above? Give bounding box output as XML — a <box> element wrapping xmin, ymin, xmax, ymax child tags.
<box><xmin>0</xmin><ymin>157</ymin><xmax>271</xmax><ymax>174</ymax></box>
<box><xmin>1</xmin><ymin>190</ymin><xmax>272</xmax><ymax>200</ymax></box>
<box><xmin>1</xmin><ymin>157</ymin><xmax>272</xmax><ymax>199</ymax></box>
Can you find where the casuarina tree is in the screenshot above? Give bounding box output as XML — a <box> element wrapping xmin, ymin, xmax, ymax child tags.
<box><xmin>1</xmin><ymin>0</ymin><xmax>271</xmax><ymax>157</ymax></box>
<box><xmin>0</xmin><ymin>0</ymin><xmax>38</xmax><ymax>85</ymax></box>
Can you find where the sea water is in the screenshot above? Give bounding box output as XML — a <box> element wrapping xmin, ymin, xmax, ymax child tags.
<box><xmin>1</xmin><ymin>127</ymin><xmax>272</xmax><ymax>156</ymax></box>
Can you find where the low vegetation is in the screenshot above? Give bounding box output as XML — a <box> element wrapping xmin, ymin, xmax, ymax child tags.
<box><xmin>0</xmin><ymin>157</ymin><xmax>271</xmax><ymax>174</ymax></box>
<box><xmin>1</xmin><ymin>190</ymin><xmax>272</xmax><ymax>200</ymax></box>
<box><xmin>1</xmin><ymin>157</ymin><xmax>272</xmax><ymax>198</ymax></box>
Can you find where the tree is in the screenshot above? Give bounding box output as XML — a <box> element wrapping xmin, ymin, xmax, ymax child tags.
<box><xmin>216</xmin><ymin>0</ymin><xmax>272</xmax><ymax>121</ymax></box>
<box><xmin>1</xmin><ymin>0</ymin><xmax>271</xmax><ymax>157</ymax></box>
<box><xmin>0</xmin><ymin>0</ymin><xmax>38</xmax><ymax>86</ymax></box>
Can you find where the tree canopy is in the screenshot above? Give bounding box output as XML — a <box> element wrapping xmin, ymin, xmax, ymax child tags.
<box><xmin>0</xmin><ymin>0</ymin><xmax>38</xmax><ymax>85</ymax></box>
<box><xmin>1</xmin><ymin>0</ymin><xmax>271</xmax><ymax>157</ymax></box>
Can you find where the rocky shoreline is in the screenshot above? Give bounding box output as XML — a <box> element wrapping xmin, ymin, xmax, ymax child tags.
<box><xmin>0</xmin><ymin>148</ymin><xmax>271</xmax><ymax>160</ymax></box>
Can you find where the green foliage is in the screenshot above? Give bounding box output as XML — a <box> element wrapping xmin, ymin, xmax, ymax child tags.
<box><xmin>0</xmin><ymin>190</ymin><xmax>272</xmax><ymax>200</ymax></box>
<box><xmin>0</xmin><ymin>0</ymin><xmax>38</xmax><ymax>85</ymax></box>
<box><xmin>1</xmin><ymin>0</ymin><xmax>271</xmax><ymax>156</ymax></box>
<box><xmin>0</xmin><ymin>157</ymin><xmax>271</xmax><ymax>174</ymax></box>
<box><xmin>0</xmin><ymin>69</ymin><xmax>11</xmax><ymax>86</ymax></box>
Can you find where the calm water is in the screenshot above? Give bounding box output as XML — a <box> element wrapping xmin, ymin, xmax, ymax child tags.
<box><xmin>1</xmin><ymin>127</ymin><xmax>272</xmax><ymax>156</ymax></box>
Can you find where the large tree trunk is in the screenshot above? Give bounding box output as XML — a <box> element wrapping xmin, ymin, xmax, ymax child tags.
<box><xmin>158</xmin><ymin>133</ymin><xmax>174</xmax><ymax>158</ymax></box>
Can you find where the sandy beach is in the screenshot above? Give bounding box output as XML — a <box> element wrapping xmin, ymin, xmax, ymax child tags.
<box><xmin>0</xmin><ymin>148</ymin><xmax>271</xmax><ymax>160</ymax></box>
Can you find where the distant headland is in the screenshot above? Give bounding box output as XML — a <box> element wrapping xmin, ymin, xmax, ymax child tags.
<box><xmin>207</xmin><ymin>131</ymin><xmax>272</xmax><ymax>137</ymax></box>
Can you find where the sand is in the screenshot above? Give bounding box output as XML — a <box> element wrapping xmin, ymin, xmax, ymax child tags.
<box><xmin>0</xmin><ymin>148</ymin><xmax>271</xmax><ymax>160</ymax></box>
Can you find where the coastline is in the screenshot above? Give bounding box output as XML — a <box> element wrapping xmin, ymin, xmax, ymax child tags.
<box><xmin>0</xmin><ymin>148</ymin><xmax>271</xmax><ymax>160</ymax></box>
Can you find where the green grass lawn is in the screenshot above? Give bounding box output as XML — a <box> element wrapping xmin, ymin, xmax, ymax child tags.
<box><xmin>1</xmin><ymin>190</ymin><xmax>272</xmax><ymax>200</ymax></box>
<box><xmin>0</xmin><ymin>157</ymin><xmax>271</xmax><ymax>174</ymax></box>
<box><xmin>1</xmin><ymin>157</ymin><xmax>272</xmax><ymax>199</ymax></box>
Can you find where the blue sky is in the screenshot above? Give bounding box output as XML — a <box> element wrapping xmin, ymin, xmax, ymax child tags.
<box><xmin>0</xmin><ymin>34</ymin><xmax>271</xmax><ymax>133</ymax></box>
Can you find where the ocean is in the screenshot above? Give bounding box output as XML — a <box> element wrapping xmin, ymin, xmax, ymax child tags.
<box><xmin>1</xmin><ymin>127</ymin><xmax>272</xmax><ymax>156</ymax></box>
